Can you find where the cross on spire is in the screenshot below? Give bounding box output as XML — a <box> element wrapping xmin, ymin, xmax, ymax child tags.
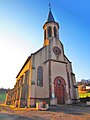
<box><xmin>49</xmin><ymin>3</ymin><xmax>51</xmax><ymax>11</ymax></box>
<box><xmin>47</xmin><ymin>3</ymin><xmax>55</xmax><ymax>22</ymax></box>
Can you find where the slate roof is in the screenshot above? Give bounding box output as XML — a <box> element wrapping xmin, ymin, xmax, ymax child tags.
<box><xmin>47</xmin><ymin>10</ymin><xmax>55</xmax><ymax>22</ymax></box>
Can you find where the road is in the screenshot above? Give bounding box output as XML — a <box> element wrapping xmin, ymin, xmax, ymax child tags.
<box><xmin>0</xmin><ymin>104</ymin><xmax>90</xmax><ymax>120</ymax></box>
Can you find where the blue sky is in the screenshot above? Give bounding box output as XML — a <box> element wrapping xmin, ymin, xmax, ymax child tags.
<box><xmin>0</xmin><ymin>0</ymin><xmax>90</xmax><ymax>88</ymax></box>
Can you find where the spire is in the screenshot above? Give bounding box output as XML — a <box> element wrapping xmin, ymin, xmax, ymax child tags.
<box><xmin>43</xmin><ymin>3</ymin><xmax>60</xmax><ymax>46</ymax></box>
<box><xmin>47</xmin><ymin>3</ymin><xmax>55</xmax><ymax>22</ymax></box>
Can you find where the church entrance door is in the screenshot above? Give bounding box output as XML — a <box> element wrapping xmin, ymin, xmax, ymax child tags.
<box><xmin>54</xmin><ymin>76</ymin><xmax>66</xmax><ymax>104</ymax></box>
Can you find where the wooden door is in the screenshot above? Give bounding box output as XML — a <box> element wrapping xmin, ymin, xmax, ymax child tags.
<box><xmin>54</xmin><ymin>77</ymin><xmax>65</xmax><ymax>104</ymax></box>
<box><xmin>56</xmin><ymin>84</ymin><xmax>64</xmax><ymax>104</ymax></box>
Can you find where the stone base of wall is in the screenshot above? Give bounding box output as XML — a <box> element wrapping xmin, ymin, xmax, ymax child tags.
<box><xmin>65</xmin><ymin>99</ymin><xmax>72</xmax><ymax>104</ymax></box>
<box><xmin>71</xmin><ymin>99</ymin><xmax>80</xmax><ymax>104</ymax></box>
<box><xmin>30</xmin><ymin>98</ymin><xmax>50</xmax><ymax>108</ymax></box>
<box><xmin>50</xmin><ymin>98</ymin><xmax>57</xmax><ymax>105</ymax></box>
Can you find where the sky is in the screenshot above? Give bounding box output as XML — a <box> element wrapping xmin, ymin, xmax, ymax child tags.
<box><xmin>0</xmin><ymin>0</ymin><xmax>90</xmax><ymax>88</ymax></box>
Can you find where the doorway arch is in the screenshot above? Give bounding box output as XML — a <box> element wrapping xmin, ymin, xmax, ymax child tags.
<box><xmin>54</xmin><ymin>76</ymin><xmax>66</xmax><ymax>104</ymax></box>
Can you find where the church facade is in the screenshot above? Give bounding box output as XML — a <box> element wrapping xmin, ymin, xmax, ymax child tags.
<box><xmin>6</xmin><ymin>9</ymin><xmax>79</xmax><ymax>108</ymax></box>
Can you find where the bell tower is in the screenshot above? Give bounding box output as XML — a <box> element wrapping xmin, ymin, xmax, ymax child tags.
<box><xmin>43</xmin><ymin>5</ymin><xmax>59</xmax><ymax>46</ymax></box>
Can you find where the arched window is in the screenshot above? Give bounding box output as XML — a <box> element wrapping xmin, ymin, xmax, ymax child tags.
<box><xmin>37</xmin><ymin>66</ymin><xmax>43</xmax><ymax>86</ymax></box>
<box><xmin>54</xmin><ymin>26</ymin><xmax>57</xmax><ymax>37</ymax></box>
<box><xmin>58</xmin><ymin>79</ymin><xmax>62</xmax><ymax>84</ymax></box>
<box><xmin>48</xmin><ymin>26</ymin><xmax>52</xmax><ymax>37</ymax></box>
<box><xmin>44</xmin><ymin>30</ymin><xmax>46</xmax><ymax>40</ymax></box>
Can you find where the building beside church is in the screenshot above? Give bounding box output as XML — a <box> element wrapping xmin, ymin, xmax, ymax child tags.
<box><xmin>6</xmin><ymin>9</ymin><xmax>79</xmax><ymax>108</ymax></box>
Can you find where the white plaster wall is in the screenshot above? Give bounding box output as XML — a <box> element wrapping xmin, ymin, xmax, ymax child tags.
<box><xmin>31</xmin><ymin>47</ymin><xmax>49</xmax><ymax>98</ymax></box>
<box><xmin>49</xmin><ymin>38</ymin><xmax>65</xmax><ymax>61</ymax></box>
<box><xmin>51</xmin><ymin>61</ymin><xmax>67</xmax><ymax>81</ymax></box>
<box><xmin>35</xmin><ymin>62</ymin><xmax>49</xmax><ymax>98</ymax></box>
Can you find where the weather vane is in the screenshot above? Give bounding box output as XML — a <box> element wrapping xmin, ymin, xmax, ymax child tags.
<box><xmin>49</xmin><ymin>3</ymin><xmax>51</xmax><ymax>10</ymax></box>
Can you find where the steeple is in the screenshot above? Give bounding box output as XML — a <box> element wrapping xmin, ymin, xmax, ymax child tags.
<box><xmin>43</xmin><ymin>5</ymin><xmax>60</xmax><ymax>46</ymax></box>
<box><xmin>47</xmin><ymin>10</ymin><xmax>55</xmax><ymax>22</ymax></box>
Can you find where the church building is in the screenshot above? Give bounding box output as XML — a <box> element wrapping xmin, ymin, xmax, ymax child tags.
<box><xmin>6</xmin><ymin>9</ymin><xmax>79</xmax><ymax>108</ymax></box>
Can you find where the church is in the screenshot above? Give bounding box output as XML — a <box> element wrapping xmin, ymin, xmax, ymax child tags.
<box><xmin>6</xmin><ymin>8</ymin><xmax>79</xmax><ymax>108</ymax></box>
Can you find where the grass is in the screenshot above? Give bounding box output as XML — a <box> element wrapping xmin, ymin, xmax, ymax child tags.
<box><xmin>79</xmin><ymin>92</ymin><xmax>90</xmax><ymax>98</ymax></box>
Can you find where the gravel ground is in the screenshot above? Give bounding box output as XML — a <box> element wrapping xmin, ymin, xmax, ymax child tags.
<box><xmin>0</xmin><ymin>104</ymin><xmax>90</xmax><ymax>120</ymax></box>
